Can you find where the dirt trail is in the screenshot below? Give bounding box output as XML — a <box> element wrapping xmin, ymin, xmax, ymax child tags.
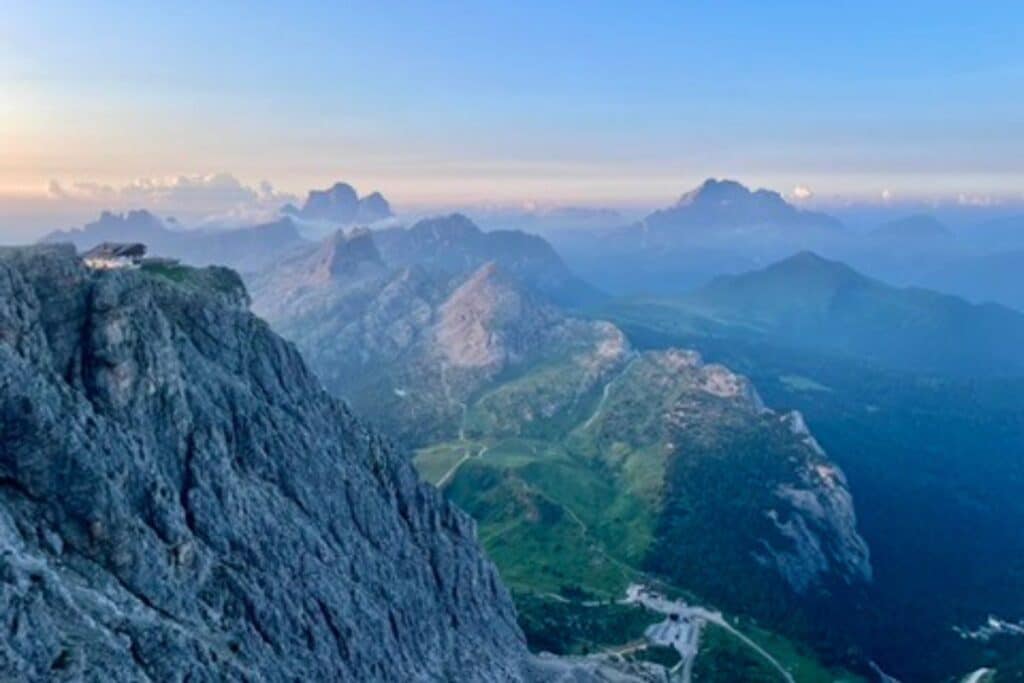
<box><xmin>436</xmin><ymin>444</ymin><xmax>488</xmax><ymax>489</ymax></box>
<box><xmin>580</xmin><ymin>357</ymin><xmax>639</xmax><ymax>431</ymax></box>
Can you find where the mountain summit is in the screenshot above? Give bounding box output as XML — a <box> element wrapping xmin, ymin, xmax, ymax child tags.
<box><xmin>647</xmin><ymin>178</ymin><xmax>843</xmax><ymax>235</ymax></box>
<box><xmin>374</xmin><ymin>214</ymin><xmax>605</xmax><ymax>307</ymax></box>
<box><xmin>676</xmin><ymin>178</ymin><xmax>784</xmax><ymax>208</ymax></box>
<box><xmin>311</xmin><ymin>227</ymin><xmax>384</xmax><ymax>282</ymax></box>
<box><xmin>283</xmin><ymin>181</ymin><xmax>393</xmax><ymax>224</ymax></box>
<box><xmin>552</xmin><ymin>179</ymin><xmax>846</xmax><ymax>296</ymax></box>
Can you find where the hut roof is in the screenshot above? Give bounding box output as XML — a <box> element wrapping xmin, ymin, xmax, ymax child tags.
<box><xmin>83</xmin><ymin>242</ymin><xmax>147</xmax><ymax>259</ymax></box>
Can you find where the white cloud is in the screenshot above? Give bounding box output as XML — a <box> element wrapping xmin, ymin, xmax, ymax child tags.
<box><xmin>957</xmin><ymin>193</ymin><xmax>996</xmax><ymax>207</ymax></box>
<box><xmin>790</xmin><ymin>185</ymin><xmax>813</xmax><ymax>201</ymax></box>
<box><xmin>881</xmin><ymin>189</ymin><xmax>893</xmax><ymax>202</ymax></box>
<box><xmin>45</xmin><ymin>173</ymin><xmax>297</xmax><ymax>226</ymax></box>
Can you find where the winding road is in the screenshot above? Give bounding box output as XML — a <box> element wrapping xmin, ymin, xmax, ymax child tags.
<box><xmin>436</xmin><ymin>445</ymin><xmax>488</xmax><ymax>489</ymax></box>
<box><xmin>580</xmin><ymin>357</ymin><xmax>640</xmax><ymax>431</ymax></box>
<box><xmin>701</xmin><ymin>610</ymin><xmax>794</xmax><ymax>683</ymax></box>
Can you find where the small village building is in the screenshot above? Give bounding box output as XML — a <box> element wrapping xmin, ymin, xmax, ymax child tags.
<box><xmin>82</xmin><ymin>242</ymin><xmax>147</xmax><ymax>269</ymax></box>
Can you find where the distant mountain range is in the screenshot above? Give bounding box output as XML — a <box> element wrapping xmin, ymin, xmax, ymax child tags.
<box><xmin>605</xmin><ymin>251</ymin><xmax>1024</xmax><ymax>377</ymax></box>
<box><xmin>39</xmin><ymin>180</ymin><xmax>396</xmax><ymax>271</ymax></box>
<box><xmin>281</xmin><ymin>181</ymin><xmax>393</xmax><ymax>225</ymax></box>
<box><xmin>549</xmin><ymin>178</ymin><xmax>1024</xmax><ymax>313</ymax></box>
<box><xmin>41</xmin><ymin>209</ymin><xmax>309</xmax><ymax>272</ymax></box>
<box><xmin>552</xmin><ymin>178</ymin><xmax>846</xmax><ymax>294</ymax></box>
<box><xmin>641</xmin><ymin>178</ymin><xmax>843</xmax><ymax>244</ymax></box>
<box><xmin>37</xmin><ymin>176</ymin><xmax>1024</xmax><ymax>312</ymax></box>
<box><xmin>39</xmin><ymin>197</ymin><xmax>606</xmax><ymax>309</ymax></box>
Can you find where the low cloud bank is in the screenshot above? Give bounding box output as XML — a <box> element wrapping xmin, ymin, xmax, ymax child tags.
<box><xmin>44</xmin><ymin>173</ymin><xmax>297</xmax><ymax>227</ymax></box>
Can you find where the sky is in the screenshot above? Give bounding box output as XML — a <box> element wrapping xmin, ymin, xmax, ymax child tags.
<box><xmin>3</xmin><ymin>1</ymin><xmax>1024</xmax><ymax>238</ymax></box>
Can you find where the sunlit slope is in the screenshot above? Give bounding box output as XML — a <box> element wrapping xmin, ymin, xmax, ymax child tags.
<box><xmin>415</xmin><ymin>348</ymin><xmax>870</xmax><ymax>629</ymax></box>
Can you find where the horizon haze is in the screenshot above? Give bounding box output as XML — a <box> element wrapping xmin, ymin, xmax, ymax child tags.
<box><xmin>4</xmin><ymin>1</ymin><xmax>1024</xmax><ymax>240</ymax></box>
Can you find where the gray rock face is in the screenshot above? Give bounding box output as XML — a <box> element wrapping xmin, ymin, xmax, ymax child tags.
<box><xmin>770</xmin><ymin>411</ymin><xmax>872</xmax><ymax>590</ymax></box>
<box><xmin>0</xmin><ymin>245</ymin><xmax>535</xmax><ymax>681</ymax></box>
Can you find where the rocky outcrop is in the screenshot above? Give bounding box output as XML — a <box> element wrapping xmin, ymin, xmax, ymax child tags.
<box><xmin>436</xmin><ymin>262</ymin><xmax>560</xmax><ymax>370</ymax></box>
<box><xmin>310</xmin><ymin>228</ymin><xmax>385</xmax><ymax>283</ymax></box>
<box><xmin>768</xmin><ymin>413</ymin><xmax>872</xmax><ymax>591</ymax></box>
<box><xmin>245</xmin><ymin>227</ymin><xmax>392</xmax><ymax>324</ymax></box>
<box><xmin>0</xmin><ymin>244</ymin><xmax>563</xmax><ymax>681</ymax></box>
<box><xmin>638</xmin><ymin>351</ymin><xmax>871</xmax><ymax>603</ymax></box>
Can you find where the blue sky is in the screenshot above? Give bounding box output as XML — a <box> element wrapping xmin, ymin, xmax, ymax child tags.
<box><xmin>2</xmin><ymin>0</ymin><xmax>1023</xmax><ymax>227</ymax></box>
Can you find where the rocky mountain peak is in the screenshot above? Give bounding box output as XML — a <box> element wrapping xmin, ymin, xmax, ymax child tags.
<box><xmin>676</xmin><ymin>178</ymin><xmax>756</xmax><ymax>207</ymax></box>
<box><xmin>411</xmin><ymin>213</ymin><xmax>483</xmax><ymax>241</ymax></box>
<box><xmin>311</xmin><ymin>227</ymin><xmax>384</xmax><ymax>282</ymax></box>
<box><xmin>674</xmin><ymin>178</ymin><xmax>799</xmax><ymax>215</ymax></box>
<box><xmin>642</xmin><ymin>179</ymin><xmax>843</xmax><ymax>238</ymax></box>
<box><xmin>356</xmin><ymin>191</ymin><xmax>393</xmax><ymax>223</ymax></box>
<box><xmin>284</xmin><ymin>182</ymin><xmax>393</xmax><ymax>225</ymax></box>
<box><xmin>306</xmin><ymin>181</ymin><xmax>358</xmax><ymax>218</ymax></box>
